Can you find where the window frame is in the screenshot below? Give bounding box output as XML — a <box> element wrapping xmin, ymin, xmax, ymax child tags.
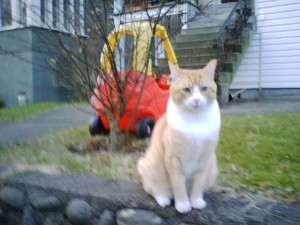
<box><xmin>1</xmin><ymin>0</ymin><xmax>13</xmax><ymax>27</ymax></box>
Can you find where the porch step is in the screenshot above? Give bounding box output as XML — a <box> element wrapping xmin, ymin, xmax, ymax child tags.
<box><xmin>159</xmin><ymin>53</ymin><xmax>240</xmax><ymax>67</ymax></box>
<box><xmin>172</xmin><ymin>40</ymin><xmax>214</xmax><ymax>49</ymax></box>
<box><xmin>180</xmin><ymin>26</ymin><xmax>220</xmax><ymax>35</ymax></box>
<box><xmin>175</xmin><ymin>33</ymin><xmax>215</xmax><ymax>42</ymax></box>
<box><xmin>160</xmin><ymin>2</ymin><xmax>236</xmax><ymax>67</ymax></box>
<box><xmin>186</xmin><ymin>19</ymin><xmax>224</xmax><ymax>29</ymax></box>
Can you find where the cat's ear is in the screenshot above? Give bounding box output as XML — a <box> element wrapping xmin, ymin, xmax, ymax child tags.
<box><xmin>204</xmin><ymin>59</ymin><xmax>217</xmax><ymax>79</ymax></box>
<box><xmin>168</xmin><ymin>62</ymin><xmax>181</xmax><ymax>80</ymax></box>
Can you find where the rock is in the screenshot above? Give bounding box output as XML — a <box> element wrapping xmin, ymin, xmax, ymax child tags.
<box><xmin>116</xmin><ymin>208</ymin><xmax>165</xmax><ymax>225</ymax></box>
<box><xmin>22</xmin><ymin>204</ymin><xmax>37</xmax><ymax>225</ymax></box>
<box><xmin>179</xmin><ymin>224</ymin><xmax>198</xmax><ymax>225</ymax></box>
<box><xmin>245</xmin><ymin>213</ymin><xmax>265</xmax><ymax>225</ymax></box>
<box><xmin>0</xmin><ymin>207</ymin><xmax>7</xmax><ymax>223</ymax></box>
<box><xmin>6</xmin><ymin>211</ymin><xmax>23</xmax><ymax>225</ymax></box>
<box><xmin>0</xmin><ymin>187</ymin><xmax>25</xmax><ymax>209</ymax></box>
<box><xmin>31</xmin><ymin>195</ymin><xmax>62</xmax><ymax>211</ymax></box>
<box><xmin>43</xmin><ymin>213</ymin><xmax>68</xmax><ymax>225</ymax></box>
<box><xmin>97</xmin><ymin>210</ymin><xmax>116</xmax><ymax>225</ymax></box>
<box><xmin>43</xmin><ymin>219</ymin><xmax>60</xmax><ymax>225</ymax></box>
<box><xmin>66</xmin><ymin>198</ymin><xmax>91</xmax><ymax>224</ymax></box>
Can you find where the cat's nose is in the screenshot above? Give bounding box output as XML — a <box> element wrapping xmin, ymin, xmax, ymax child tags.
<box><xmin>193</xmin><ymin>98</ymin><xmax>200</xmax><ymax>104</ymax></box>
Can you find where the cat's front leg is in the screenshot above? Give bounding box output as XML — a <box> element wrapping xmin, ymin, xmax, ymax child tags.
<box><xmin>190</xmin><ymin>155</ymin><xmax>217</xmax><ymax>210</ymax></box>
<box><xmin>190</xmin><ymin>169</ymin><xmax>207</xmax><ymax>209</ymax></box>
<box><xmin>167</xmin><ymin>158</ymin><xmax>192</xmax><ymax>213</ymax></box>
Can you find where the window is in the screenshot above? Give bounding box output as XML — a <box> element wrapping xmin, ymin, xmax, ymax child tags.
<box><xmin>1</xmin><ymin>0</ymin><xmax>12</xmax><ymax>27</ymax></box>
<box><xmin>83</xmin><ymin>0</ymin><xmax>87</xmax><ymax>33</ymax></box>
<box><xmin>74</xmin><ymin>0</ymin><xmax>87</xmax><ymax>35</ymax></box>
<box><xmin>74</xmin><ymin>0</ymin><xmax>80</xmax><ymax>33</ymax></box>
<box><xmin>63</xmin><ymin>0</ymin><xmax>70</xmax><ymax>29</ymax></box>
<box><xmin>41</xmin><ymin>0</ymin><xmax>49</xmax><ymax>23</ymax></box>
<box><xmin>52</xmin><ymin>0</ymin><xmax>59</xmax><ymax>28</ymax></box>
<box><xmin>19</xmin><ymin>0</ymin><xmax>26</xmax><ymax>25</ymax></box>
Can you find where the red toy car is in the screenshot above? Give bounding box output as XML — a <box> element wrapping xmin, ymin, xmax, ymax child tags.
<box><xmin>89</xmin><ymin>22</ymin><xmax>178</xmax><ymax>138</ymax></box>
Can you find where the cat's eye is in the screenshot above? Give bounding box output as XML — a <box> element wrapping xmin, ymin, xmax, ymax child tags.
<box><xmin>201</xmin><ymin>86</ymin><xmax>208</xmax><ymax>92</ymax></box>
<box><xmin>182</xmin><ymin>87</ymin><xmax>191</xmax><ymax>93</ymax></box>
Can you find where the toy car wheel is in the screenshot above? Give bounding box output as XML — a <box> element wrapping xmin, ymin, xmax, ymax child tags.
<box><xmin>89</xmin><ymin>116</ymin><xmax>106</xmax><ymax>136</ymax></box>
<box><xmin>135</xmin><ymin>117</ymin><xmax>155</xmax><ymax>138</ymax></box>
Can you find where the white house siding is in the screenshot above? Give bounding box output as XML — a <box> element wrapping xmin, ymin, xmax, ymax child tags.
<box><xmin>230</xmin><ymin>0</ymin><xmax>300</xmax><ymax>90</ymax></box>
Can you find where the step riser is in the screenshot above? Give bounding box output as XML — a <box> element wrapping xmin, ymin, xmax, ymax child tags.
<box><xmin>187</xmin><ymin>20</ymin><xmax>224</xmax><ymax>29</ymax></box>
<box><xmin>172</xmin><ymin>40</ymin><xmax>213</xmax><ymax>49</ymax></box>
<box><xmin>175</xmin><ymin>33</ymin><xmax>215</xmax><ymax>42</ymax></box>
<box><xmin>159</xmin><ymin>54</ymin><xmax>239</xmax><ymax>69</ymax></box>
<box><xmin>158</xmin><ymin>63</ymin><xmax>209</xmax><ymax>74</ymax></box>
<box><xmin>175</xmin><ymin>48</ymin><xmax>216</xmax><ymax>56</ymax></box>
<box><xmin>181</xmin><ymin>26</ymin><xmax>220</xmax><ymax>35</ymax></box>
<box><xmin>159</xmin><ymin>55</ymin><xmax>216</xmax><ymax>66</ymax></box>
<box><xmin>159</xmin><ymin>63</ymin><xmax>209</xmax><ymax>70</ymax></box>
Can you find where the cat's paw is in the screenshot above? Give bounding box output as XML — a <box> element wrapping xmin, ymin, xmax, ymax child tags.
<box><xmin>154</xmin><ymin>195</ymin><xmax>171</xmax><ymax>208</ymax></box>
<box><xmin>175</xmin><ymin>201</ymin><xmax>192</xmax><ymax>213</ymax></box>
<box><xmin>191</xmin><ymin>197</ymin><xmax>207</xmax><ymax>209</ymax></box>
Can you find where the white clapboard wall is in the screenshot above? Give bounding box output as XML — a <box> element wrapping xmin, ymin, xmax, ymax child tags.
<box><xmin>230</xmin><ymin>0</ymin><xmax>300</xmax><ymax>90</ymax></box>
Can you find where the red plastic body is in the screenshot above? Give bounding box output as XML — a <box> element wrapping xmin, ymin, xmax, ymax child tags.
<box><xmin>91</xmin><ymin>70</ymin><xmax>170</xmax><ymax>133</ymax></box>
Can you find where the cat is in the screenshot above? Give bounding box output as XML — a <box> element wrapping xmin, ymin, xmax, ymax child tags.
<box><xmin>137</xmin><ymin>59</ymin><xmax>221</xmax><ymax>213</ymax></box>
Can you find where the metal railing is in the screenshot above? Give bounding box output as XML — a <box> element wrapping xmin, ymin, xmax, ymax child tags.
<box><xmin>160</xmin><ymin>1</ymin><xmax>200</xmax><ymax>39</ymax></box>
<box><xmin>124</xmin><ymin>0</ymin><xmax>199</xmax><ymax>7</ymax></box>
<box><xmin>119</xmin><ymin>0</ymin><xmax>200</xmax><ymax>38</ymax></box>
<box><xmin>213</xmin><ymin>0</ymin><xmax>252</xmax><ymax>80</ymax></box>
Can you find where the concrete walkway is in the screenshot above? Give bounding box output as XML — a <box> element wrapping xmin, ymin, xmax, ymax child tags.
<box><xmin>221</xmin><ymin>96</ymin><xmax>300</xmax><ymax>115</ymax></box>
<box><xmin>0</xmin><ymin>104</ymin><xmax>94</xmax><ymax>144</ymax></box>
<box><xmin>0</xmin><ymin>96</ymin><xmax>300</xmax><ymax>144</ymax></box>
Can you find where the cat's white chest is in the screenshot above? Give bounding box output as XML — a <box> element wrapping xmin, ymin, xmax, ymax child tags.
<box><xmin>166</xmin><ymin>99</ymin><xmax>221</xmax><ymax>134</ymax></box>
<box><xmin>181</xmin><ymin>131</ymin><xmax>218</xmax><ymax>177</ymax></box>
<box><xmin>167</xmin><ymin>99</ymin><xmax>221</xmax><ymax>176</ymax></box>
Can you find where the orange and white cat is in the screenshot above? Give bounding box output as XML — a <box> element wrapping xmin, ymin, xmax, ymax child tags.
<box><xmin>137</xmin><ymin>59</ymin><xmax>220</xmax><ymax>213</ymax></box>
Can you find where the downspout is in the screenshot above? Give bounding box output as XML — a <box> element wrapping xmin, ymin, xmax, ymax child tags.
<box><xmin>254</xmin><ymin>0</ymin><xmax>262</xmax><ymax>96</ymax></box>
<box><xmin>258</xmin><ymin>32</ymin><xmax>262</xmax><ymax>96</ymax></box>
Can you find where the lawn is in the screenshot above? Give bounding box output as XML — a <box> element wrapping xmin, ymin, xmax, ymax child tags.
<box><xmin>0</xmin><ymin>102</ymin><xmax>64</xmax><ymax>124</ymax></box>
<box><xmin>218</xmin><ymin>112</ymin><xmax>300</xmax><ymax>201</ymax></box>
<box><xmin>0</xmin><ymin>111</ymin><xmax>299</xmax><ymax>202</ymax></box>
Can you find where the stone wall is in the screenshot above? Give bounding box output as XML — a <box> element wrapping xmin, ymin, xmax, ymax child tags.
<box><xmin>0</xmin><ymin>168</ymin><xmax>299</xmax><ymax>225</ymax></box>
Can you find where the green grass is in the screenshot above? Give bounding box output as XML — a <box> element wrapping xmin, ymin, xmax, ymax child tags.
<box><xmin>217</xmin><ymin>112</ymin><xmax>300</xmax><ymax>201</ymax></box>
<box><xmin>0</xmin><ymin>129</ymin><xmax>143</xmax><ymax>182</ymax></box>
<box><xmin>0</xmin><ymin>111</ymin><xmax>299</xmax><ymax>201</ymax></box>
<box><xmin>0</xmin><ymin>102</ymin><xmax>65</xmax><ymax>124</ymax></box>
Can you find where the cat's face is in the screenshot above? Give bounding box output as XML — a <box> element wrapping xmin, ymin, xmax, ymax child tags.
<box><xmin>169</xmin><ymin>60</ymin><xmax>217</xmax><ymax>111</ymax></box>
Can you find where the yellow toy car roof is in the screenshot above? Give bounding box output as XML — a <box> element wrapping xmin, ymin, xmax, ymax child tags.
<box><xmin>100</xmin><ymin>21</ymin><xmax>178</xmax><ymax>75</ymax></box>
